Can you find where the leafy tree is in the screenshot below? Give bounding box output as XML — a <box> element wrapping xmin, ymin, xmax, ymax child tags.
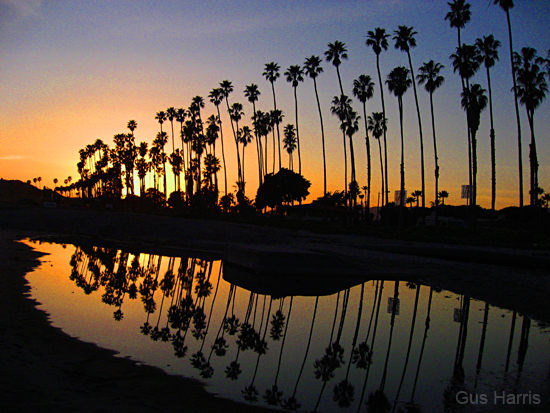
<box><xmin>255</xmin><ymin>168</ymin><xmax>311</xmax><ymax>212</ymax></box>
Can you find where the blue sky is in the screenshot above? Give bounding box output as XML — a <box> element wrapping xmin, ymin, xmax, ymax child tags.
<box><xmin>1</xmin><ymin>0</ymin><xmax>549</xmax><ymax>208</ymax></box>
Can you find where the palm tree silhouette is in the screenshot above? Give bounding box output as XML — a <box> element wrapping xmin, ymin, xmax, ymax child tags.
<box><xmin>366</xmin><ymin>28</ymin><xmax>390</xmax><ymax>204</ymax></box>
<box><xmin>461</xmin><ymin>83</ymin><xmax>488</xmax><ymax>212</ymax></box>
<box><xmin>475</xmin><ymin>35</ymin><xmax>501</xmax><ymax>212</ymax></box>
<box><xmin>368</xmin><ymin>112</ymin><xmax>387</xmax><ymax>211</ymax></box>
<box><xmin>491</xmin><ymin>0</ymin><xmax>524</xmax><ymax>208</ymax></box>
<box><xmin>155</xmin><ymin>110</ymin><xmax>166</xmax><ymax>133</ymax></box>
<box><xmin>166</xmin><ymin>107</ymin><xmax>177</xmax><ymax>155</ymax></box>
<box><xmin>387</xmin><ymin>66</ymin><xmax>412</xmax><ymax>227</ymax></box>
<box><xmin>263</xmin><ymin>62</ymin><xmax>282</xmax><ymax>170</ymax></box>
<box><xmin>394</xmin><ymin>25</ymin><xmax>426</xmax><ymax>217</ymax></box>
<box><xmin>208</xmin><ymin>88</ymin><xmax>228</xmax><ymax>197</ymax></box>
<box><xmin>304</xmin><ymin>55</ymin><xmax>327</xmax><ymax>195</ymax></box>
<box><xmin>228</xmin><ymin>101</ymin><xmax>245</xmax><ymax>192</ymax></box>
<box><xmin>325</xmin><ymin>40</ymin><xmax>348</xmax><ymax>96</ymax></box>
<box><xmin>269</xmin><ymin>109</ymin><xmax>284</xmax><ymax>174</ymax></box>
<box><xmin>244</xmin><ymin>84</ymin><xmax>262</xmax><ymax>183</ymax></box>
<box><xmin>283</xmin><ymin>124</ymin><xmax>297</xmax><ymax>171</ymax></box>
<box><xmin>438</xmin><ymin>190</ymin><xmax>449</xmax><ymax>205</ymax></box>
<box><xmin>237</xmin><ymin>126</ymin><xmax>253</xmax><ymax>189</ymax></box>
<box><xmin>417</xmin><ymin>60</ymin><xmax>445</xmax><ymax>218</ymax></box>
<box><xmin>513</xmin><ymin>47</ymin><xmax>548</xmax><ymax>207</ymax></box>
<box><xmin>450</xmin><ymin>44</ymin><xmax>481</xmax><ymax>211</ymax></box>
<box><xmin>353</xmin><ymin>74</ymin><xmax>375</xmax><ymax>215</ymax></box>
<box><xmin>331</xmin><ymin>95</ymin><xmax>352</xmax><ymax>199</ymax></box>
<box><xmin>445</xmin><ymin>0</ymin><xmax>471</xmax><ymax>49</ymax></box>
<box><xmin>284</xmin><ymin>64</ymin><xmax>304</xmax><ymax>175</ymax></box>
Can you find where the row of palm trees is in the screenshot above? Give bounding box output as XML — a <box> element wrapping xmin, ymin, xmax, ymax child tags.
<box><xmin>65</xmin><ymin>1</ymin><xmax>548</xmax><ymax>218</ymax></box>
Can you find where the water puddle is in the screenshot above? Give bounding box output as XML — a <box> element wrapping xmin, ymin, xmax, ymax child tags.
<box><xmin>25</xmin><ymin>240</ymin><xmax>550</xmax><ymax>412</ymax></box>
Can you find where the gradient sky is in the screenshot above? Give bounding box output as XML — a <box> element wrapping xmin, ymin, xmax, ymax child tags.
<box><xmin>1</xmin><ymin>0</ymin><xmax>549</xmax><ymax>208</ymax></box>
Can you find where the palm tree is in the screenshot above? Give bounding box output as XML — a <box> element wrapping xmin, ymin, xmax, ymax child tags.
<box><xmin>445</xmin><ymin>0</ymin><xmax>471</xmax><ymax>48</ymax></box>
<box><xmin>269</xmin><ymin>109</ymin><xmax>284</xmax><ymax>174</ymax></box>
<box><xmin>304</xmin><ymin>55</ymin><xmax>327</xmax><ymax>195</ymax></box>
<box><xmin>237</xmin><ymin>126</ymin><xmax>253</xmax><ymax>188</ymax></box>
<box><xmin>209</xmin><ymin>88</ymin><xmax>228</xmax><ymax>197</ymax></box>
<box><xmin>461</xmin><ymin>83</ymin><xmax>488</xmax><ymax>211</ymax></box>
<box><xmin>418</xmin><ymin>60</ymin><xmax>445</xmax><ymax>216</ymax></box>
<box><xmin>324</xmin><ymin>40</ymin><xmax>348</xmax><ymax>96</ymax></box>
<box><xmin>438</xmin><ymin>190</ymin><xmax>449</xmax><ymax>205</ymax></box>
<box><xmin>394</xmin><ymin>25</ymin><xmax>426</xmax><ymax>215</ymax></box>
<box><xmin>155</xmin><ymin>111</ymin><xmax>167</xmax><ymax>133</ymax></box>
<box><xmin>367</xmin><ymin>112</ymin><xmax>387</xmax><ymax>208</ymax></box>
<box><xmin>386</xmin><ymin>66</ymin><xmax>412</xmax><ymax>228</ymax></box>
<box><xmin>244</xmin><ymin>84</ymin><xmax>262</xmax><ymax>182</ymax></box>
<box><xmin>491</xmin><ymin>0</ymin><xmax>524</xmax><ymax>208</ymax></box>
<box><xmin>412</xmin><ymin>190</ymin><xmax>422</xmax><ymax>208</ymax></box>
<box><xmin>450</xmin><ymin>44</ymin><xmax>481</xmax><ymax>209</ymax></box>
<box><xmin>513</xmin><ymin>47</ymin><xmax>548</xmax><ymax>207</ymax></box>
<box><xmin>353</xmin><ymin>74</ymin><xmax>375</xmax><ymax>215</ymax></box>
<box><xmin>166</xmin><ymin>107</ymin><xmax>177</xmax><ymax>154</ymax></box>
<box><xmin>475</xmin><ymin>35</ymin><xmax>501</xmax><ymax>211</ymax></box>
<box><xmin>366</xmin><ymin>28</ymin><xmax>390</xmax><ymax>204</ymax></box>
<box><xmin>263</xmin><ymin>62</ymin><xmax>282</xmax><ymax>170</ymax></box>
<box><xmin>331</xmin><ymin>94</ymin><xmax>352</xmax><ymax>197</ymax></box>
<box><xmin>228</xmin><ymin>101</ymin><xmax>245</xmax><ymax>191</ymax></box>
<box><xmin>284</xmin><ymin>64</ymin><xmax>304</xmax><ymax>175</ymax></box>
<box><xmin>283</xmin><ymin>124</ymin><xmax>297</xmax><ymax>171</ymax></box>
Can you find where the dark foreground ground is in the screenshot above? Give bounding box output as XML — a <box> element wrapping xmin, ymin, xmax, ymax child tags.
<box><xmin>1</xmin><ymin>207</ymin><xmax>550</xmax><ymax>412</ymax></box>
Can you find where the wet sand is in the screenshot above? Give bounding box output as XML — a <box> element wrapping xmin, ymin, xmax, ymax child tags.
<box><xmin>1</xmin><ymin>208</ymin><xmax>549</xmax><ymax>412</ymax></box>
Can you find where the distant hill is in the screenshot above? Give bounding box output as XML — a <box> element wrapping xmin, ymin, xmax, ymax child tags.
<box><xmin>0</xmin><ymin>179</ymin><xmax>45</xmax><ymax>204</ymax></box>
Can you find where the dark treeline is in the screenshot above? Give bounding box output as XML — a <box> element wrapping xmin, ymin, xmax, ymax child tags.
<box><xmin>51</xmin><ymin>1</ymin><xmax>549</xmax><ymax>226</ymax></box>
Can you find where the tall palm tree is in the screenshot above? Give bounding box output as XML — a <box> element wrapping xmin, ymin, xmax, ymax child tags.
<box><xmin>283</xmin><ymin>124</ymin><xmax>297</xmax><ymax>171</ymax></box>
<box><xmin>513</xmin><ymin>47</ymin><xmax>548</xmax><ymax>207</ymax></box>
<box><xmin>475</xmin><ymin>35</ymin><xmax>501</xmax><ymax>211</ymax></box>
<box><xmin>353</xmin><ymin>74</ymin><xmax>375</xmax><ymax>215</ymax></box>
<box><xmin>367</xmin><ymin>112</ymin><xmax>387</xmax><ymax>210</ymax></box>
<box><xmin>284</xmin><ymin>64</ymin><xmax>304</xmax><ymax>175</ymax></box>
<box><xmin>394</xmin><ymin>25</ymin><xmax>426</xmax><ymax>215</ymax></box>
<box><xmin>491</xmin><ymin>0</ymin><xmax>524</xmax><ymax>208</ymax></box>
<box><xmin>331</xmin><ymin>94</ymin><xmax>352</xmax><ymax>197</ymax></box>
<box><xmin>461</xmin><ymin>83</ymin><xmax>488</xmax><ymax>212</ymax></box>
<box><xmin>445</xmin><ymin>0</ymin><xmax>471</xmax><ymax>48</ymax></box>
<box><xmin>366</xmin><ymin>28</ymin><xmax>390</xmax><ymax>204</ymax></box>
<box><xmin>387</xmin><ymin>66</ymin><xmax>412</xmax><ymax>228</ymax></box>
<box><xmin>209</xmin><ymin>88</ymin><xmax>228</xmax><ymax>197</ymax></box>
<box><xmin>166</xmin><ymin>107</ymin><xmax>177</xmax><ymax>154</ymax></box>
<box><xmin>418</xmin><ymin>60</ymin><xmax>445</xmax><ymax>215</ymax></box>
<box><xmin>269</xmin><ymin>109</ymin><xmax>284</xmax><ymax>174</ymax></box>
<box><xmin>229</xmin><ymin>102</ymin><xmax>245</xmax><ymax>192</ymax></box>
<box><xmin>155</xmin><ymin>111</ymin><xmax>167</xmax><ymax>133</ymax></box>
<box><xmin>304</xmin><ymin>55</ymin><xmax>327</xmax><ymax>195</ymax></box>
<box><xmin>450</xmin><ymin>44</ymin><xmax>481</xmax><ymax>209</ymax></box>
<box><xmin>263</xmin><ymin>62</ymin><xmax>282</xmax><ymax>170</ymax></box>
<box><xmin>237</xmin><ymin>126</ymin><xmax>253</xmax><ymax>188</ymax></box>
<box><xmin>325</xmin><ymin>40</ymin><xmax>348</xmax><ymax>96</ymax></box>
<box><xmin>244</xmin><ymin>84</ymin><xmax>262</xmax><ymax>182</ymax></box>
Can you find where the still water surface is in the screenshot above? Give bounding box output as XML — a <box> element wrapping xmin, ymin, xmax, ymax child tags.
<box><xmin>25</xmin><ymin>240</ymin><xmax>549</xmax><ymax>412</ymax></box>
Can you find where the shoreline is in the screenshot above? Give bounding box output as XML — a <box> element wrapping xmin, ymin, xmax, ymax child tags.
<box><xmin>0</xmin><ymin>229</ymin><xmax>279</xmax><ymax>413</ymax></box>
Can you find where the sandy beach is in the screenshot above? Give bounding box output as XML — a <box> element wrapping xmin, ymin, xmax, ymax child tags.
<box><xmin>1</xmin><ymin>208</ymin><xmax>549</xmax><ymax>412</ymax></box>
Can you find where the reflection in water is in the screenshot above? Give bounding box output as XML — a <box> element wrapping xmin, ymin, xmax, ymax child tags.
<box><xmin>26</xmin><ymin>241</ymin><xmax>550</xmax><ymax>412</ymax></box>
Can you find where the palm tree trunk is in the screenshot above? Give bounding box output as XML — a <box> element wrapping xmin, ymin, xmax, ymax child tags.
<box><xmin>430</xmin><ymin>93</ymin><xmax>440</xmax><ymax>222</ymax></box>
<box><xmin>271</xmin><ymin>81</ymin><xmax>282</xmax><ymax>171</ymax></box>
<box><xmin>293</xmin><ymin>86</ymin><xmax>302</xmax><ymax>175</ymax></box>
<box><xmin>313</xmin><ymin>78</ymin><xmax>327</xmax><ymax>195</ymax></box>
<box><xmin>486</xmin><ymin>67</ymin><xmax>496</xmax><ymax>211</ymax></box>
<box><xmin>527</xmin><ymin>110</ymin><xmax>538</xmax><ymax>207</ymax></box>
<box><xmin>376</xmin><ymin>55</ymin><xmax>389</xmax><ymax>204</ymax></box>
<box><xmin>506</xmin><ymin>10</ymin><xmax>524</xmax><ymax>208</ymax></box>
<box><xmin>407</xmin><ymin>51</ymin><xmax>426</xmax><ymax>219</ymax></box>
<box><xmin>398</xmin><ymin>97</ymin><xmax>406</xmax><ymax>229</ymax></box>
<box><xmin>362</xmin><ymin>104</ymin><xmax>371</xmax><ymax>218</ymax></box>
<box><xmin>377</xmin><ymin>138</ymin><xmax>384</xmax><ymax>216</ymax></box>
<box><xmin>215</xmin><ymin>106</ymin><xmax>228</xmax><ymax>197</ymax></box>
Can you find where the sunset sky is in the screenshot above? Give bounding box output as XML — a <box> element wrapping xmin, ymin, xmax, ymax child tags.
<box><xmin>1</xmin><ymin>0</ymin><xmax>549</xmax><ymax>209</ymax></box>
